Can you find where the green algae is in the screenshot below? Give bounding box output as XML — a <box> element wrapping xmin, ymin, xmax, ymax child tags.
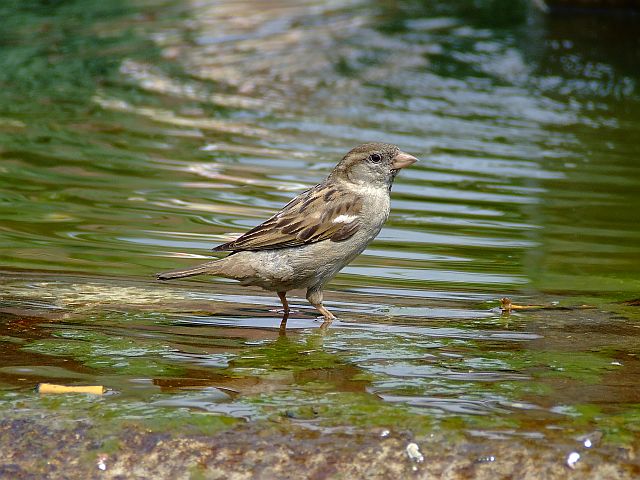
<box><xmin>22</xmin><ymin>330</ymin><xmax>185</xmax><ymax>377</ymax></box>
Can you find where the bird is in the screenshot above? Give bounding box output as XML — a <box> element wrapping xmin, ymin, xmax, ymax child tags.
<box><xmin>157</xmin><ymin>142</ymin><xmax>417</xmax><ymax>322</ymax></box>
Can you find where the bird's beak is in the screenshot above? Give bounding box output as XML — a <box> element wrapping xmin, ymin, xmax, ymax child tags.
<box><xmin>392</xmin><ymin>151</ymin><xmax>418</xmax><ymax>170</ymax></box>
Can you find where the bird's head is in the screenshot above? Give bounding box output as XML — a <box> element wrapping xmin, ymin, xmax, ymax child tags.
<box><xmin>330</xmin><ymin>142</ymin><xmax>418</xmax><ymax>190</ymax></box>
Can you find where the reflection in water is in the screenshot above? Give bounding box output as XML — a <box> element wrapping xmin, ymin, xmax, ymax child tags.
<box><xmin>1</xmin><ymin>0</ymin><xmax>640</xmax><ymax>461</ymax></box>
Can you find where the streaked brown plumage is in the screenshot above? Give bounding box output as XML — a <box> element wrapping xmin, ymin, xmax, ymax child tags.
<box><xmin>213</xmin><ymin>185</ymin><xmax>364</xmax><ymax>251</ymax></box>
<box><xmin>157</xmin><ymin>142</ymin><xmax>417</xmax><ymax>322</ymax></box>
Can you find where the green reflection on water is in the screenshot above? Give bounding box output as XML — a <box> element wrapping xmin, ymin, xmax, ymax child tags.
<box><xmin>1</xmin><ymin>0</ymin><xmax>640</xmax><ymax>465</ymax></box>
<box><xmin>23</xmin><ymin>329</ymin><xmax>185</xmax><ymax>377</ymax></box>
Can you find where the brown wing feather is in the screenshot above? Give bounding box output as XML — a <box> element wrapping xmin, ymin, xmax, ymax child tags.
<box><xmin>214</xmin><ymin>183</ymin><xmax>363</xmax><ymax>252</ymax></box>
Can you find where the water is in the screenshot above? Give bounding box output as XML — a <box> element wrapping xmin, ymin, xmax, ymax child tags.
<box><xmin>1</xmin><ymin>0</ymin><xmax>640</xmax><ymax>464</ymax></box>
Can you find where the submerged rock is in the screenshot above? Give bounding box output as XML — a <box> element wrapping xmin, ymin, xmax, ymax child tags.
<box><xmin>1</xmin><ymin>414</ymin><xmax>639</xmax><ymax>479</ymax></box>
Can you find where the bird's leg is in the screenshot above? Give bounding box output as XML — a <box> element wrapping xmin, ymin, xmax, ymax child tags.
<box><xmin>277</xmin><ymin>291</ymin><xmax>290</xmax><ymax>314</ymax></box>
<box><xmin>306</xmin><ymin>288</ymin><xmax>336</xmax><ymax>321</ymax></box>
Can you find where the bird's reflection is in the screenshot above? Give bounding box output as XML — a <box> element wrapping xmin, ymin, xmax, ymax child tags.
<box><xmin>278</xmin><ymin>310</ymin><xmax>333</xmax><ymax>336</ymax></box>
<box><xmin>278</xmin><ymin>310</ymin><xmax>289</xmax><ymax>335</ymax></box>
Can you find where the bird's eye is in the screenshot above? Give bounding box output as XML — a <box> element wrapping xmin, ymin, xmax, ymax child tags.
<box><xmin>369</xmin><ymin>153</ymin><xmax>382</xmax><ymax>163</ymax></box>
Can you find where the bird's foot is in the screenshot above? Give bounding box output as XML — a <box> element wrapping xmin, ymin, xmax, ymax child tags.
<box><xmin>311</xmin><ymin>303</ymin><xmax>336</xmax><ymax>321</ymax></box>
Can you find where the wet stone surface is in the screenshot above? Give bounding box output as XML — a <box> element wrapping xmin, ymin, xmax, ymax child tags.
<box><xmin>1</xmin><ymin>414</ymin><xmax>639</xmax><ymax>479</ymax></box>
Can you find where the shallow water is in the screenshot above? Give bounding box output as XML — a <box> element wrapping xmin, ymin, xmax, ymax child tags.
<box><xmin>1</xmin><ymin>0</ymin><xmax>640</xmax><ymax>466</ymax></box>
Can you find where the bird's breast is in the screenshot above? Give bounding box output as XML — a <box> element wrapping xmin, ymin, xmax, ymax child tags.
<box><xmin>357</xmin><ymin>185</ymin><xmax>391</xmax><ymax>240</ymax></box>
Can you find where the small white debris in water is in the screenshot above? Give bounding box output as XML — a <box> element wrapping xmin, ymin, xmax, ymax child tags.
<box><xmin>583</xmin><ymin>438</ymin><xmax>592</xmax><ymax>448</ymax></box>
<box><xmin>201</xmin><ymin>144</ymin><xmax>219</xmax><ymax>151</ymax></box>
<box><xmin>566</xmin><ymin>452</ymin><xmax>580</xmax><ymax>469</ymax></box>
<box><xmin>380</xmin><ymin>429</ymin><xmax>390</xmax><ymax>438</ymax></box>
<box><xmin>611</xmin><ymin>361</ymin><xmax>622</xmax><ymax>366</ymax></box>
<box><xmin>406</xmin><ymin>443</ymin><xmax>424</xmax><ymax>463</ymax></box>
<box><xmin>97</xmin><ymin>454</ymin><xmax>108</xmax><ymax>471</ymax></box>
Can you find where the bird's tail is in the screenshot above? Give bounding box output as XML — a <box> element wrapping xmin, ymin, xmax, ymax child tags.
<box><xmin>156</xmin><ymin>260</ymin><xmax>221</xmax><ymax>280</ymax></box>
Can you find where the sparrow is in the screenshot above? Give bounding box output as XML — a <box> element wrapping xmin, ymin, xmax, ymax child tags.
<box><xmin>157</xmin><ymin>143</ymin><xmax>418</xmax><ymax>321</ymax></box>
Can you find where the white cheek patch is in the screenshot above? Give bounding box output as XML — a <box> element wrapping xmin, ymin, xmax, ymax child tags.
<box><xmin>333</xmin><ymin>214</ymin><xmax>358</xmax><ymax>224</ymax></box>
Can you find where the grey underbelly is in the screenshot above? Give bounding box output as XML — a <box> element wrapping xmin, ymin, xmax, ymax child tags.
<box><xmin>231</xmin><ymin>233</ymin><xmax>371</xmax><ymax>291</ymax></box>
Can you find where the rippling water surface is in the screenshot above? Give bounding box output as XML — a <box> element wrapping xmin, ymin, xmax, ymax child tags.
<box><xmin>1</xmin><ymin>0</ymin><xmax>640</xmax><ymax>464</ymax></box>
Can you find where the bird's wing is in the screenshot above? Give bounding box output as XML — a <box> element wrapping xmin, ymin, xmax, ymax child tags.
<box><xmin>214</xmin><ymin>183</ymin><xmax>363</xmax><ymax>252</ymax></box>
